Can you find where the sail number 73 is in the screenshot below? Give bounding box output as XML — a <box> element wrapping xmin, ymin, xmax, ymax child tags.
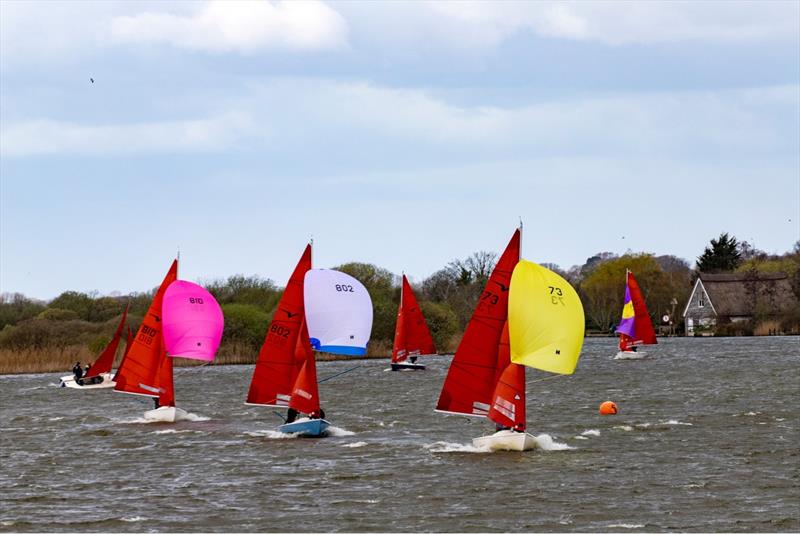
<box><xmin>549</xmin><ymin>286</ymin><xmax>565</xmax><ymax>306</ymax></box>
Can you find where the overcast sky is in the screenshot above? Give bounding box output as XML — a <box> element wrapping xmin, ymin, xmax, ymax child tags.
<box><xmin>1</xmin><ymin>0</ymin><xmax>798</xmax><ymax>300</ymax></box>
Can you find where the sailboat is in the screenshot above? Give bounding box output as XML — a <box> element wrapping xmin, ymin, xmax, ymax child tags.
<box><xmin>614</xmin><ymin>270</ymin><xmax>657</xmax><ymax>360</ymax></box>
<box><xmin>114</xmin><ymin>260</ymin><xmax>224</xmax><ymax>422</ymax></box>
<box><xmin>390</xmin><ymin>274</ymin><xmax>436</xmax><ymax>371</ymax></box>
<box><xmin>60</xmin><ymin>304</ymin><xmax>129</xmax><ymax>389</ymax></box>
<box><xmin>436</xmin><ymin>228</ymin><xmax>585</xmax><ymax>451</ymax></box>
<box><xmin>245</xmin><ymin>244</ymin><xmax>373</xmax><ymax>437</ymax></box>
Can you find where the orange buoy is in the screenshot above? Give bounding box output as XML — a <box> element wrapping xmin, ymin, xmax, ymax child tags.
<box><xmin>599</xmin><ymin>401</ymin><xmax>618</xmax><ymax>415</ymax></box>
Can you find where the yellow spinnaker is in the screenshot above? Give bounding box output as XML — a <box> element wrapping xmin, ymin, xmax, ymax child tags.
<box><xmin>509</xmin><ymin>260</ymin><xmax>585</xmax><ymax>375</ymax></box>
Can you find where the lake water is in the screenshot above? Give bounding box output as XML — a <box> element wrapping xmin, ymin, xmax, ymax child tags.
<box><xmin>1</xmin><ymin>337</ymin><xmax>798</xmax><ymax>532</ymax></box>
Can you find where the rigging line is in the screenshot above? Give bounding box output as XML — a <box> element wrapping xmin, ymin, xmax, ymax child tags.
<box><xmin>318</xmin><ymin>365</ymin><xmax>360</xmax><ymax>384</ymax></box>
<box><xmin>527</xmin><ymin>373</ymin><xmax>570</xmax><ymax>384</ymax></box>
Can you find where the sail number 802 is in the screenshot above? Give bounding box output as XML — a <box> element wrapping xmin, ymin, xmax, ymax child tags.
<box><xmin>335</xmin><ymin>284</ymin><xmax>354</xmax><ymax>292</ymax></box>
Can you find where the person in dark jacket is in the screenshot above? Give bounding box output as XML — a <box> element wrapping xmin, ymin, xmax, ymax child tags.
<box><xmin>73</xmin><ymin>362</ymin><xmax>83</xmax><ymax>380</ymax></box>
<box><xmin>285</xmin><ymin>408</ymin><xmax>298</xmax><ymax>424</ymax></box>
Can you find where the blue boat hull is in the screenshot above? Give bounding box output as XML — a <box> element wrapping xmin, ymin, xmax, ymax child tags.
<box><xmin>278</xmin><ymin>418</ymin><xmax>330</xmax><ymax>437</ymax></box>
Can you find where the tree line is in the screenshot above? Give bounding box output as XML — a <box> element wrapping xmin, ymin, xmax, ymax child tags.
<box><xmin>1</xmin><ymin>234</ymin><xmax>798</xmax><ymax>362</ymax></box>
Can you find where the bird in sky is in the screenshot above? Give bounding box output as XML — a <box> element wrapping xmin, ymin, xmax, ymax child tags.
<box><xmin>89</xmin><ymin>78</ymin><xmax>94</xmax><ymax>83</ymax></box>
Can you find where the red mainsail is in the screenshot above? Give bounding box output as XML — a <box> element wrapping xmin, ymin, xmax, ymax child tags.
<box><xmin>436</xmin><ymin>229</ymin><xmax>521</xmax><ymax>416</ymax></box>
<box><xmin>113</xmin><ymin>325</ymin><xmax>134</xmax><ymax>382</ymax></box>
<box><xmin>86</xmin><ymin>304</ymin><xmax>128</xmax><ymax>378</ymax></box>
<box><xmin>114</xmin><ymin>260</ymin><xmax>178</xmax><ymax>398</ymax></box>
<box><xmin>629</xmin><ymin>272</ymin><xmax>657</xmax><ymax>345</ymax></box>
<box><xmin>246</xmin><ymin>245</ymin><xmax>312</xmax><ymax>406</ymax></box>
<box><xmin>392</xmin><ymin>274</ymin><xmax>436</xmax><ymax>363</ymax></box>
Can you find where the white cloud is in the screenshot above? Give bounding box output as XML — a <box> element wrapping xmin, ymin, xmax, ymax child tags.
<box><xmin>110</xmin><ymin>0</ymin><xmax>348</xmax><ymax>53</ymax></box>
<box><xmin>368</xmin><ymin>0</ymin><xmax>799</xmax><ymax>48</ymax></box>
<box><xmin>0</xmin><ymin>112</ymin><xmax>254</xmax><ymax>157</ymax></box>
<box><xmin>3</xmin><ymin>78</ymin><xmax>796</xmax><ymax>159</ymax></box>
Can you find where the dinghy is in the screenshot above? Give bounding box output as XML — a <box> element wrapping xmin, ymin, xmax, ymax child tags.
<box><xmin>614</xmin><ymin>270</ymin><xmax>657</xmax><ymax>360</ymax></box>
<box><xmin>60</xmin><ymin>304</ymin><xmax>129</xmax><ymax>389</ymax></box>
<box><xmin>246</xmin><ymin>244</ymin><xmax>373</xmax><ymax>437</ymax></box>
<box><xmin>390</xmin><ymin>274</ymin><xmax>436</xmax><ymax>371</ymax></box>
<box><xmin>114</xmin><ymin>260</ymin><xmax>224</xmax><ymax>422</ymax></box>
<box><xmin>436</xmin><ymin>227</ymin><xmax>585</xmax><ymax>451</ymax></box>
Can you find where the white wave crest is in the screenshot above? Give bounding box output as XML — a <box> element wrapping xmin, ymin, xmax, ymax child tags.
<box><xmin>424</xmin><ymin>441</ymin><xmax>492</xmax><ymax>453</ymax></box>
<box><xmin>48</xmin><ymin>417</ymin><xmax>65</xmax><ymax>421</ymax></box>
<box><xmin>341</xmin><ymin>441</ymin><xmax>368</xmax><ymax>448</ymax></box>
<box><xmin>153</xmin><ymin>429</ymin><xmax>200</xmax><ymax>435</ymax></box>
<box><xmin>244</xmin><ymin>430</ymin><xmax>298</xmax><ymax>439</ymax></box>
<box><xmin>177</xmin><ymin>412</ymin><xmax>209</xmax><ymax>422</ymax></box>
<box><xmin>581</xmin><ymin>429</ymin><xmax>601</xmax><ymax>437</ymax></box>
<box><xmin>121</xmin><ymin>516</ymin><xmax>146</xmax><ymax>522</ymax></box>
<box><xmin>662</xmin><ymin>419</ymin><xmax>692</xmax><ymax>426</ymax></box>
<box><xmin>326</xmin><ymin>425</ymin><xmax>355</xmax><ymax>437</ymax></box>
<box><xmin>608</xmin><ymin>523</ymin><xmax>644</xmax><ymax>529</ymax></box>
<box><xmin>574</xmin><ymin>435</ymin><xmax>588</xmax><ymax>440</ymax></box>
<box><xmin>533</xmin><ymin>434</ymin><xmax>573</xmax><ymax>451</ymax></box>
<box><xmin>614</xmin><ymin>425</ymin><xmax>634</xmax><ymax>432</ymax></box>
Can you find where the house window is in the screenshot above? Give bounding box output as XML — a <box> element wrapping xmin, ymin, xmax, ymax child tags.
<box><xmin>698</xmin><ymin>294</ymin><xmax>705</xmax><ymax>308</ymax></box>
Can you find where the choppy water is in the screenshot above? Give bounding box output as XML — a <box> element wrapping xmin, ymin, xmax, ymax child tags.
<box><xmin>1</xmin><ymin>337</ymin><xmax>798</xmax><ymax>532</ymax></box>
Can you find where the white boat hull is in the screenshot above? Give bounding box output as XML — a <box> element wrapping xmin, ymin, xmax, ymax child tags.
<box><xmin>143</xmin><ymin>406</ymin><xmax>189</xmax><ymax>423</ymax></box>
<box><xmin>60</xmin><ymin>372</ymin><xmax>116</xmax><ymax>389</ymax></box>
<box><xmin>614</xmin><ymin>350</ymin><xmax>647</xmax><ymax>360</ymax></box>
<box><xmin>472</xmin><ymin>430</ymin><xmax>537</xmax><ymax>451</ymax></box>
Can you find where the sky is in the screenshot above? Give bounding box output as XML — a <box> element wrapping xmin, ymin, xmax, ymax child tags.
<box><xmin>1</xmin><ymin>0</ymin><xmax>798</xmax><ymax>301</ymax></box>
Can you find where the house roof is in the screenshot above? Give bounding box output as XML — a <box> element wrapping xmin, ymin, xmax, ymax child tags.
<box><xmin>697</xmin><ymin>272</ymin><xmax>798</xmax><ymax>317</ymax></box>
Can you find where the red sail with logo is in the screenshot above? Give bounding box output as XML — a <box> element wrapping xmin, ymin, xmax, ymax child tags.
<box><xmin>392</xmin><ymin>274</ymin><xmax>436</xmax><ymax>363</ymax></box>
<box><xmin>246</xmin><ymin>245</ymin><xmax>312</xmax><ymax>406</ymax></box>
<box><xmin>85</xmin><ymin>304</ymin><xmax>128</xmax><ymax>378</ymax></box>
<box><xmin>488</xmin><ymin>322</ymin><xmax>526</xmax><ymax>430</ymax></box>
<box><xmin>288</xmin><ymin>319</ymin><xmax>320</xmax><ymax>415</ymax></box>
<box><xmin>114</xmin><ymin>260</ymin><xmax>178</xmax><ymax>398</ymax></box>
<box><xmin>436</xmin><ymin>229</ymin><xmax>520</xmax><ymax>417</ymax></box>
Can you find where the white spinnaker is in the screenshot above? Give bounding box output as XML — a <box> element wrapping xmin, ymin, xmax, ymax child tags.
<box><xmin>304</xmin><ymin>269</ymin><xmax>373</xmax><ymax>356</ymax></box>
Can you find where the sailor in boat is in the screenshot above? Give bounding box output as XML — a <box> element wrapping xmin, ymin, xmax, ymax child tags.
<box><xmin>409</xmin><ymin>356</ymin><xmax>418</xmax><ymax>364</ymax></box>
<box><xmin>285</xmin><ymin>408</ymin><xmax>299</xmax><ymax>424</ymax></box>
<box><xmin>72</xmin><ymin>362</ymin><xmax>83</xmax><ymax>382</ymax></box>
<box><xmin>309</xmin><ymin>408</ymin><xmax>326</xmax><ymax>420</ymax></box>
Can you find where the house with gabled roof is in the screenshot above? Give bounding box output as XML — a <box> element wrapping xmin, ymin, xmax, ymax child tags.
<box><xmin>683</xmin><ymin>272</ymin><xmax>798</xmax><ymax>335</ymax></box>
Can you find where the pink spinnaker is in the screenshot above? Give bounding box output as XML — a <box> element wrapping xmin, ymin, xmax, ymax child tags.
<box><xmin>162</xmin><ymin>281</ymin><xmax>224</xmax><ymax>362</ymax></box>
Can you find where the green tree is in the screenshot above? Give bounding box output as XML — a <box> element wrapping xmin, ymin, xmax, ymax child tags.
<box><xmin>48</xmin><ymin>291</ymin><xmax>94</xmax><ymax>320</ymax></box>
<box><xmin>220</xmin><ymin>303</ymin><xmax>271</xmax><ymax>352</ymax></box>
<box><xmin>0</xmin><ymin>293</ymin><xmax>46</xmax><ymax>330</ymax></box>
<box><xmin>419</xmin><ymin>301</ymin><xmax>459</xmax><ymax>351</ymax></box>
<box><xmin>696</xmin><ymin>233</ymin><xmax>742</xmax><ymax>273</ymax></box>
<box><xmin>580</xmin><ymin>254</ymin><xmax>673</xmax><ymax>332</ymax></box>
